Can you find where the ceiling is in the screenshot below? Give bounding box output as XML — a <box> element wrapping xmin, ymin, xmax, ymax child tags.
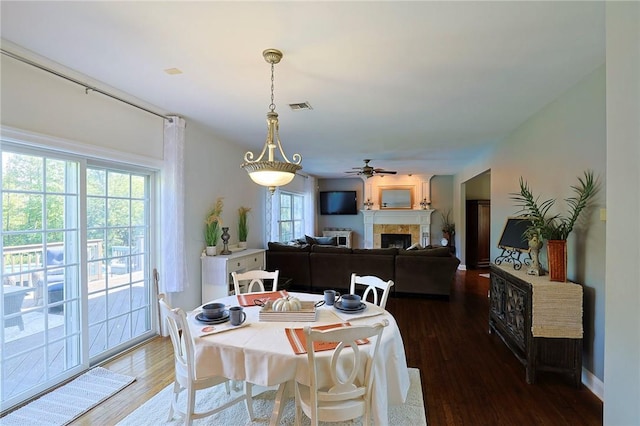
<box><xmin>0</xmin><ymin>1</ymin><xmax>605</xmax><ymax>179</ymax></box>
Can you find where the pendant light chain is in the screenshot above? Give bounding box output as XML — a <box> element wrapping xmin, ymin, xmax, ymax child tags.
<box><xmin>269</xmin><ymin>61</ymin><xmax>276</xmax><ymax>112</ymax></box>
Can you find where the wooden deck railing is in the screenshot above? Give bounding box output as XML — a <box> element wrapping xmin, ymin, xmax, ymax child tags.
<box><xmin>2</xmin><ymin>239</ymin><xmax>104</xmax><ymax>287</ymax></box>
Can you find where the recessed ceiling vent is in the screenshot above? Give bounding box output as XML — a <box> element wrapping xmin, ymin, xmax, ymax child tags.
<box><xmin>289</xmin><ymin>102</ymin><xmax>313</xmax><ymax>111</ymax></box>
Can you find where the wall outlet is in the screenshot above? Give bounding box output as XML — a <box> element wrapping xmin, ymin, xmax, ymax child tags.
<box><xmin>600</xmin><ymin>208</ymin><xmax>607</xmax><ymax>221</ymax></box>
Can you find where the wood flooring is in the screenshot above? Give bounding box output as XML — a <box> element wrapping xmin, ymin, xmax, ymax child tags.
<box><xmin>69</xmin><ymin>268</ymin><xmax>602</xmax><ymax>425</ymax></box>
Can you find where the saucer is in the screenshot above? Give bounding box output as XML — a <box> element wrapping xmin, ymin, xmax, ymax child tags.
<box><xmin>334</xmin><ymin>301</ymin><xmax>366</xmax><ymax>313</ymax></box>
<box><xmin>196</xmin><ymin>311</ymin><xmax>229</xmax><ymax>324</ymax></box>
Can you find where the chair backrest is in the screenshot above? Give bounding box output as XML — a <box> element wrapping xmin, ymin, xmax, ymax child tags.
<box><xmin>158</xmin><ymin>295</ymin><xmax>196</xmax><ymax>381</ymax></box>
<box><xmin>303</xmin><ymin>320</ymin><xmax>388</xmax><ymax>421</ymax></box>
<box><xmin>231</xmin><ymin>270</ymin><xmax>279</xmax><ymax>295</ymax></box>
<box><xmin>349</xmin><ymin>273</ymin><xmax>394</xmax><ymax>309</ymax></box>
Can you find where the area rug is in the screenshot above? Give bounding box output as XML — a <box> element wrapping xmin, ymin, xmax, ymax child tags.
<box><xmin>118</xmin><ymin>368</ymin><xmax>426</xmax><ymax>425</ymax></box>
<box><xmin>2</xmin><ymin>367</ymin><xmax>136</xmax><ymax>425</ymax></box>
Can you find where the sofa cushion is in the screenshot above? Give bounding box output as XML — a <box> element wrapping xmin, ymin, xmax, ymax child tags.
<box><xmin>399</xmin><ymin>246</ymin><xmax>451</xmax><ymax>257</ymax></box>
<box><xmin>268</xmin><ymin>242</ymin><xmax>311</xmax><ymax>252</ymax></box>
<box><xmin>305</xmin><ymin>235</ymin><xmax>338</xmax><ymax>246</ymax></box>
<box><xmin>311</xmin><ymin>245</ymin><xmax>352</xmax><ymax>254</ymax></box>
<box><xmin>352</xmin><ymin>248</ymin><xmax>398</xmax><ymax>256</ymax></box>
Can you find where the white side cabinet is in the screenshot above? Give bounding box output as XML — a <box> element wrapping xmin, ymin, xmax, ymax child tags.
<box><xmin>201</xmin><ymin>248</ymin><xmax>265</xmax><ymax>304</ymax></box>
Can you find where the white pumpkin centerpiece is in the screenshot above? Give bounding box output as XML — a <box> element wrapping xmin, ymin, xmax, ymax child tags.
<box><xmin>272</xmin><ymin>296</ymin><xmax>302</xmax><ymax>312</ymax></box>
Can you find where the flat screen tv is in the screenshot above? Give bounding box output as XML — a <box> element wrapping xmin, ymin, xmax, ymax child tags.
<box><xmin>319</xmin><ymin>191</ymin><xmax>358</xmax><ymax>215</ymax></box>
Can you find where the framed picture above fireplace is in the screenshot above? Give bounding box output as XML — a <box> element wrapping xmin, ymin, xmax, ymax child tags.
<box><xmin>379</xmin><ymin>186</ymin><xmax>414</xmax><ymax>209</ymax></box>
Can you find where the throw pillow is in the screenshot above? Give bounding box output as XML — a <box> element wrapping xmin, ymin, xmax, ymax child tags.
<box><xmin>407</xmin><ymin>243</ymin><xmax>423</xmax><ymax>250</ymax></box>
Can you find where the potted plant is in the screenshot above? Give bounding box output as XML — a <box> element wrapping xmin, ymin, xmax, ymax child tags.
<box><xmin>237</xmin><ymin>206</ymin><xmax>251</xmax><ymax>249</ymax></box>
<box><xmin>441</xmin><ymin>210</ymin><xmax>455</xmax><ymax>248</ymax></box>
<box><xmin>511</xmin><ymin>170</ymin><xmax>597</xmax><ymax>281</ymax></box>
<box><xmin>204</xmin><ymin>197</ymin><xmax>224</xmax><ymax>256</ymax></box>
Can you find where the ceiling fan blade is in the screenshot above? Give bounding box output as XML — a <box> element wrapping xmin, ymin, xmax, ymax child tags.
<box><xmin>376</xmin><ymin>170</ymin><xmax>397</xmax><ymax>174</ymax></box>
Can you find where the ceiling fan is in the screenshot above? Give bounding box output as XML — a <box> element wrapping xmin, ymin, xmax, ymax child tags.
<box><xmin>345</xmin><ymin>159</ymin><xmax>397</xmax><ymax>179</ymax></box>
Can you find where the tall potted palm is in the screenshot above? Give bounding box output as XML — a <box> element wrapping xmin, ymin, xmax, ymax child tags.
<box><xmin>237</xmin><ymin>206</ymin><xmax>251</xmax><ymax>249</ymax></box>
<box><xmin>204</xmin><ymin>197</ymin><xmax>224</xmax><ymax>256</ymax></box>
<box><xmin>511</xmin><ymin>171</ymin><xmax>597</xmax><ymax>281</ymax></box>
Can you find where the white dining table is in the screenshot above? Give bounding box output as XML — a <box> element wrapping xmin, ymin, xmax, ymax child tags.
<box><xmin>187</xmin><ymin>291</ymin><xmax>411</xmax><ymax>425</ymax></box>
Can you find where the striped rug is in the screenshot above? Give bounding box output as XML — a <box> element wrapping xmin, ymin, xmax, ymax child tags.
<box><xmin>2</xmin><ymin>367</ymin><xmax>135</xmax><ymax>425</ymax></box>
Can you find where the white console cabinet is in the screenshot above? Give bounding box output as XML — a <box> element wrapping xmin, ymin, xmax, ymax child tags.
<box><xmin>201</xmin><ymin>248</ymin><xmax>265</xmax><ymax>303</ymax></box>
<box><xmin>322</xmin><ymin>230</ymin><xmax>353</xmax><ymax>248</ymax></box>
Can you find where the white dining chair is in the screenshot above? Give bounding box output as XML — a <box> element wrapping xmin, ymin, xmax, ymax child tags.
<box><xmin>349</xmin><ymin>273</ymin><xmax>394</xmax><ymax>309</ymax></box>
<box><xmin>294</xmin><ymin>320</ymin><xmax>389</xmax><ymax>426</ymax></box>
<box><xmin>231</xmin><ymin>269</ymin><xmax>279</xmax><ymax>295</ymax></box>
<box><xmin>158</xmin><ymin>295</ymin><xmax>254</xmax><ymax>425</ymax></box>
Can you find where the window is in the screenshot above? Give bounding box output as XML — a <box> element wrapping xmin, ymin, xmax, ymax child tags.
<box><xmin>278</xmin><ymin>191</ymin><xmax>304</xmax><ymax>242</ymax></box>
<box><xmin>1</xmin><ymin>143</ymin><xmax>156</xmax><ymax>411</ymax></box>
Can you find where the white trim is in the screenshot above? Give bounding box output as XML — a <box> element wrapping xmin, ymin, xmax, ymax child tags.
<box><xmin>582</xmin><ymin>367</ymin><xmax>604</xmax><ymax>401</ymax></box>
<box><xmin>1</xmin><ymin>126</ymin><xmax>163</xmax><ymax>170</ymax></box>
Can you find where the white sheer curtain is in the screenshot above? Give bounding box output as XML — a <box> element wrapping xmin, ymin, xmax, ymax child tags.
<box><xmin>304</xmin><ymin>175</ymin><xmax>317</xmax><ymax>236</ymax></box>
<box><xmin>161</xmin><ymin>116</ymin><xmax>189</xmax><ymax>293</ymax></box>
<box><xmin>267</xmin><ymin>187</ymin><xmax>280</xmax><ymax>243</ymax></box>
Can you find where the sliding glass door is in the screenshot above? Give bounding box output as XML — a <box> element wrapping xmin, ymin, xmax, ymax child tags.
<box><xmin>1</xmin><ymin>144</ymin><xmax>156</xmax><ymax>412</ymax></box>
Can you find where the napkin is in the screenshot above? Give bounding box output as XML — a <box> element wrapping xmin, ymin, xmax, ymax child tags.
<box><xmin>192</xmin><ymin>321</ymin><xmax>250</xmax><ymax>338</ymax></box>
<box><xmin>328</xmin><ymin>302</ymin><xmax>386</xmax><ymax>322</ymax></box>
<box><xmin>285</xmin><ymin>322</ymin><xmax>369</xmax><ymax>355</ymax></box>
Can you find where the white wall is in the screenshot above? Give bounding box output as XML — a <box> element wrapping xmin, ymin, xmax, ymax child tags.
<box><xmin>455</xmin><ymin>66</ymin><xmax>607</xmax><ymax>384</ymax></box>
<box><xmin>317</xmin><ymin>178</ymin><xmax>365</xmax><ymax>247</ymax></box>
<box><xmin>0</xmin><ymin>47</ymin><xmax>163</xmax><ymax>157</ymax></box>
<box><xmin>1</xmin><ymin>45</ymin><xmax>265</xmax><ymax>313</ymax></box>
<box><xmin>171</xmin><ymin>120</ymin><xmax>265</xmax><ymax>310</ymax></box>
<box><xmin>430</xmin><ymin>175</ymin><xmax>455</xmax><ymax>246</ymax></box>
<box><xmin>604</xmin><ymin>2</ymin><xmax>640</xmax><ymax>424</ymax></box>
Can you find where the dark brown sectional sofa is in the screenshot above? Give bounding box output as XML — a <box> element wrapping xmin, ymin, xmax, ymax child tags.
<box><xmin>266</xmin><ymin>242</ymin><xmax>460</xmax><ymax>297</ymax></box>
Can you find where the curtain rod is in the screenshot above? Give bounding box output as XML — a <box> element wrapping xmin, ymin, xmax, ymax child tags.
<box><xmin>1</xmin><ymin>48</ymin><xmax>173</xmax><ymax>123</ymax></box>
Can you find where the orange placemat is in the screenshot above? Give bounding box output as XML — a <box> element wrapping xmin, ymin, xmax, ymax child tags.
<box><xmin>285</xmin><ymin>322</ymin><xmax>369</xmax><ymax>355</ymax></box>
<box><xmin>237</xmin><ymin>290</ymin><xmax>289</xmax><ymax>307</ymax></box>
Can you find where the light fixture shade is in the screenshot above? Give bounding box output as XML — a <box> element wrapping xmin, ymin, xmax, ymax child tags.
<box><xmin>241</xmin><ymin>48</ymin><xmax>302</xmax><ymax>194</ymax></box>
<box><xmin>242</xmin><ymin>161</ymin><xmax>301</xmax><ymax>192</ymax></box>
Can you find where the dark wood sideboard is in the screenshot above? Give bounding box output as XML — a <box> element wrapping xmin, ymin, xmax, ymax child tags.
<box><xmin>489</xmin><ymin>264</ymin><xmax>583</xmax><ymax>387</ymax></box>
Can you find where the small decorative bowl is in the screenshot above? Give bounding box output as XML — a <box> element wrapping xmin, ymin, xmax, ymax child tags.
<box><xmin>341</xmin><ymin>294</ymin><xmax>361</xmax><ymax>309</ymax></box>
<box><xmin>202</xmin><ymin>302</ymin><xmax>226</xmax><ymax>319</ymax></box>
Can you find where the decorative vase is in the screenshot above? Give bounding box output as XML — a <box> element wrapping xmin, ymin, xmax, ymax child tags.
<box><xmin>238</xmin><ymin>241</ymin><xmax>247</xmax><ymax>249</ymax></box>
<box><xmin>547</xmin><ymin>239</ymin><xmax>567</xmax><ymax>282</ymax></box>
<box><xmin>526</xmin><ymin>237</ymin><xmax>544</xmax><ymax>276</ymax></box>
<box><xmin>205</xmin><ymin>246</ymin><xmax>217</xmax><ymax>256</ymax></box>
<box><xmin>220</xmin><ymin>227</ymin><xmax>232</xmax><ymax>255</ymax></box>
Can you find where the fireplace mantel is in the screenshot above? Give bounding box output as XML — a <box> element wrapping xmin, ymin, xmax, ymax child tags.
<box><xmin>362</xmin><ymin>209</ymin><xmax>434</xmax><ymax>248</ymax></box>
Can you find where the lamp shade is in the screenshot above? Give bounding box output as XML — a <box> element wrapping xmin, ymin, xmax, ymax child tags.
<box><xmin>242</xmin><ymin>160</ymin><xmax>301</xmax><ymax>193</ymax></box>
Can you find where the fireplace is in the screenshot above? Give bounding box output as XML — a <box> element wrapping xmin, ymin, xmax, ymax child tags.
<box><xmin>362</xmin><ymin>210</ymin><xmax>433</xmax><ymax>248</ymax></box>
<box><xmin>381</xmin><ymin>233</ymin><xmax>411</xmax><ymax>249</ymax></box>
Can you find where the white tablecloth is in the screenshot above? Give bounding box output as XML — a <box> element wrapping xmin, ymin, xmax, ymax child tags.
<box><xmin>188</xmin><ymin>292</ymin><xmax>411</xmax><ymax>424</ymax></box>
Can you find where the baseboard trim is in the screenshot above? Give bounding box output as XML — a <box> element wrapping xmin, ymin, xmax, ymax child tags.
<box><xmin>458</xmin><ymin>264</ymin><xmax>467</xmax><ymax>270</ymax></box>
<box><xmin>582</xmin><ymin>367</ymin><xmax>604</xmax><ymax>401</ymax></box>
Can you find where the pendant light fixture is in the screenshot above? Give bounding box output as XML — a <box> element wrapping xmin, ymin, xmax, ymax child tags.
<box><xmin>241</xmin><ymin>48</ymin><xmax>302</xmax><ymax>194</ymax></box>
